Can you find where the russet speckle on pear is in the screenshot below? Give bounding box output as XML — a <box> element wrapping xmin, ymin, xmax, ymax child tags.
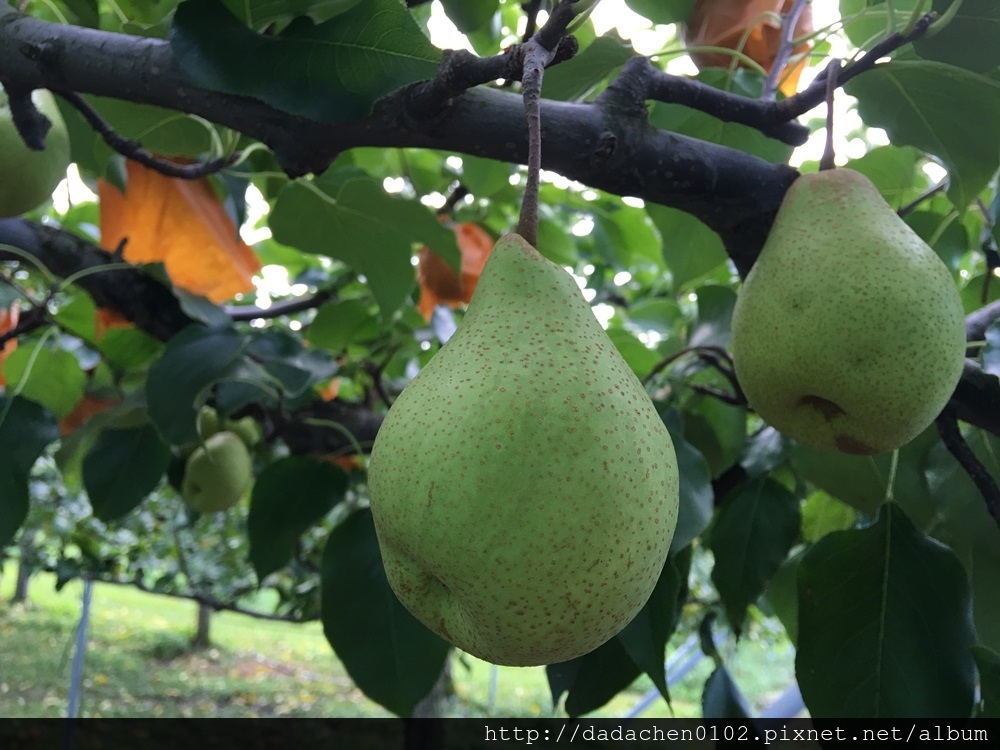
<box><xmin>730</xmin><ymin>168</ymin><xmax>967</xmax><ymax>455</ymax></box>
<box><xmin>367</xmin><ymin>233</ymin><xmax>679</xmax><ymax>666</ymax></box>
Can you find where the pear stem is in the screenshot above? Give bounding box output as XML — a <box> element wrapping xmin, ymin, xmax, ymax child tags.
<box><xmin>819</xmin><ymin>59</ymin><xmax>841</xmax><ymax>172</ymax></box>
<box><xmin>516</xmin><ymin>40</ymin><xmax>550</xmax><ymax>247</ymax></box>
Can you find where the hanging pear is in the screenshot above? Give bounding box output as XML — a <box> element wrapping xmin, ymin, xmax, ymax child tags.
<box><xmin>730</xmin><ymin>168</ymin><xmax>967</xmax><ymax>455</ymax></box>
<box><xmin>368</xmin><ymin>233</ymin><xmax>679</xmax><ymax>667</ymax></box>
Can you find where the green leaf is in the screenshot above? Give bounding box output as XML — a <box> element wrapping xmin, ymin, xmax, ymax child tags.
<box><xmin>82</xmin><ymin>425</ymin><xmax>171</xmax><ymax>521</ymax></box>
<box><xmin>846</xmin><ymin>61</ymin><xmax>1000</xmax><ymax>209</ymax></box>
<box><xmin>687</xmin><ymin>284</ymin><xmax>737</xmax><ymax>348</ymax></box>
<box><xmin>63</xmin><ymin>0</ymin><xmax>100</xmax><ymax>27</ymax></box>
<box><xmin>249</xmin><ymin>456</ymin><xmax>348</xmax><ymax>580</ymax></box>
<box><xmin>923</xmin><ymin>430</ymin><xmax>1000</xmax><ymax>653</ymax></box>
<box><xmin>624</xmin><ymin>0</ymin><xmax>692</xmax><ymax>25</ymax></box>
<box><xmin>800</xmin><ymin>491</ymin><xmax>857</xmax><ymax>543</ymax></box>
<box><xmin>617</xmin><ymin>547</ymin><xmax>690</xmax><ymax>702</ymax></box>
<box><xmin>98</xmin><ymin>327</ymin><xmax>164</xmax><ymax>371</ymax></box>
<box><xmin>439</xmin><ymin>0</ymin><xmax>498</xmax><ymax>33</ymax></box>
<box><xmin>0</xmin><ymin>396</ymin><xmax>59</xmax><ymax>547</ymax></box>
<box><xmin>789</xmin><ymin>426</ymin><xmax>939</xmax><ymax>524</ymax></box>
<box><xmin>171</xmin><ymin>0</ymin><xmax>441</xmax><ymax>123</ymax></box>
<box><xmin>702</xmin><ymin>665</ymin><xmax>750</xmax><ymax>719</ymax></box>
<box><xmin>905</xmin><ymin>210</ymin><xmax>970</xmax><ymax>271</ymax></box>
<box><xmin>546</xmin><ymin>638</ymin><xmax>641</xmax><ymax>718</ymax></box>
<box><xmin>647</xmin><ymin>205</ymin><xmax>728</xmax><ymax>292</ymax></box>
<box><xmin>973</xmin><ymin>646</ymin><xmax>1000</xmax><ymax>718</ymax></box>
<box><xmin>606</xmin><ymin>327</ymin><xmax>659</xmax><ymax>378</ymax></box>
<box><xmin>914</xmin><ymin>0</ymin><xmax>1000</xmax><ymax>73</ymax></box>
<box><xmin>321</xmin><ymin>508</ymin><xmax>450</xmax><ymax>716</ymax></box>
<box><xmin>221</xmin><ymin>0</ymin><xmax>364</xmax><ymax>30</ymax></box>
<box><xmin>839</xmin><ymin>0</ymin><xmax>923</xmax><ymax>48</ymax></box>
<box><xmin>709</xmin><ymin>477</ymin><xmax>801</xmax><ymax>633</ymax></box>
<box><xmin>245</xmin><ymin>328</ymin><xmax>338</xmax><ymax>398</ymax></box>
<box><xmin>543</xmin><ymin>33</ymin><xmax>635</xmax><ymax>102</ymax></box>
<box><xmin>846</xmin><ymin>145</ymin><xmax>922</xmax><ymax>208</ymax></box>
<box><xmin>796</xmin><ymin>503</ymin><xmax>977</xmax><ymax>718</ymax></box>
<box><xmin>460</xmin><ymin>155</ymin><xmax>511</xmax><ymax>198</ymax></box>
<box><xmin>306</xmin><ymin>298</ymin><xmax>379</xmax><ymax>352</ymax></box>
<box><xmin>145</xmin><ymin>325</ymin><xmax>249</xmax><ymax>445</ymax></box>
<box><xmin>85</xmin><ymin>96</ymin><xmax>215</xmax><ymax>158</ymax></box>
<box><xmin>3</xmin><ymin>345</ymin><xmax>87</xmax><ymax>419</ymax></box>
<box><xmin>764</xmin><ymin>547</ymin><xmax>804</xmax><ymax>645</ymax></box>
<box><xmin>271</xmin><ymin>177</ymin><xmax>458</xmax><ymax>318</ymax></box>
<box><xmin>669</xmin><ymin>435</ymin><xmax>713</xmax><ymax>553</ymax></box>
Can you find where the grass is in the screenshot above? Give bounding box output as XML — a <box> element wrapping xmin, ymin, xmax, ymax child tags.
<box><xmin>0</xmin><ymin>565</ymin><xmax>794</xmax><ymax>718</ymax></box>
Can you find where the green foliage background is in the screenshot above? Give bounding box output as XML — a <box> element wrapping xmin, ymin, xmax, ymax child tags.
<box><xmin>1</xmin><ymin>0</ymin><xmax>999</xmax><ymax>720</ymax></box>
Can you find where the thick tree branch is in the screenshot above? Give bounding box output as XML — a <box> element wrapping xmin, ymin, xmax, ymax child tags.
<box><xmin>0</xmin><ymin>3</ymin><xmax>797</xmax><ymax>275</ymax></box>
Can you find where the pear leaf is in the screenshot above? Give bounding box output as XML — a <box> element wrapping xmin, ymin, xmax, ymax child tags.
<box><xmin>171</xmin><ymin>0</ymin><xmax>440</xmax><ymax>122</ymax></box>
<box><xmin>846</xmin><ymin>61</ymin><xmax>1000</xmax><ymax>210</ymax></box>
<box><xmin>796</xmin><ymin>502</ymin><xmax>976</xmax><ymax>718</ymax></box>
<box><xmin>0</xmin><ymin>396</ymin><xmax>59</xmax><ymax>547</ymax></box>
<box><xmin>249</xmin><ymin>456</ymin><xmax>348</xmax><ymax>580</ymax></box>
<box><xmin>321</xmin><ymin>508</ymin><xmax>450</xmax><ymax>717</ymax></box>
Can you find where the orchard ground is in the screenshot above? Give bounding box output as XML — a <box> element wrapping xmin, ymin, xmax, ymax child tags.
<box><xmin>0</xmin><ymin>564</ymin><xmax>794</xmax><ymax>718</ymax></box>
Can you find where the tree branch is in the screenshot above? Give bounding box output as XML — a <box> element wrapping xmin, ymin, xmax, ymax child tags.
<box><xmin>0</xmin><ymin>2</ymin><xmax>797</xmax><ymax>274</ymax></box>
<box><xmin>936</xmin><ymin>404</ymin><xmax>1000</xmax><ymax>531</ymax></box>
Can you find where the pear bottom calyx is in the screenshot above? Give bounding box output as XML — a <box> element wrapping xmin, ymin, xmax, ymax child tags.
<box><xmin>368</xmin><ymin>233</ymin><xmax>679</xmax><ymax>667</ymax></box>
<box><xmin>730</xmin><ymin>168</ymin><xmax>967</xmax><ymax>455</ymax></box>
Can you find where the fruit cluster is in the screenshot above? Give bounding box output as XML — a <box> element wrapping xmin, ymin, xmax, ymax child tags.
<box><xmin>179</xmin><ymin>406</ymin><xmax>261</xmax><ymax>514</ymax></box>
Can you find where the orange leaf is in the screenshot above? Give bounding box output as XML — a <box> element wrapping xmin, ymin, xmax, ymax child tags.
<box><xmin>318</xmin><ymin>377</ymin><xmax>341</xmax><ymax>401</ymax></box>
<box><xmin>326</xmin><ymin>454</ymin><xmax>363</xmax><ymax>473</ymax></box>
<box><xmin>59</xmin><ymin>393</ymin><xmax>121</xmax><ymax>436</ymax></box>
<box><xmin>0</xmin><ymin>304</ymin><xmax>19</xmax><ymax>387</ymax></box>
<box><xmin>416</xmin><ymin>222</ymin><xmax>495</xmax><ymax>321</ymax></box>
<box><xmin>684</xmin><ymin>0</ymin><xmax>814</xmax><ymax>96</ymax></box>
<box><xmin>94</xmin><ymin>306</ymin><xmax>133</xmax><ymax>341</ymax></box>
<box><xmin>98</xmin><ymin>160</ymin><xmax>261</xmax><ymax>304</ymax></box>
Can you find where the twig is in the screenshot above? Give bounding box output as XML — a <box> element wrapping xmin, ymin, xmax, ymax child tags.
<box><xmin>411</xmin><ymin>1</ymin><xmax>579</xmax><ymax>120</ymax></box>
<box><xmin>517</xmin><ymin>40</ymin><xmax>551</xmax><ymax>245</ymax></box>
<box><xmin>58</xmin><ymin>91</ymin><xmax>241</xmax><ymax>179</ymax></box>
<box><xmin>602</xmin><ymin>57</ymin><xmax>810</xmax><ymax>146</ymax></box>
<box><xmin>225</xmin><ymin>289</ymin><xmax>334</xmax><ymax>321</ymax></box>
<box><xmin>690</xmin><ymin>383</ymin><xmax>746</xmax><ymax>406</ymax></box>
<box><xmin>966</xmin><ymin>300</ymin><xmax>1000</xmax><ymax>344</ymax></box>
<box><xmin>936</xmin><ymin>405</ymin><xmax>1000</xmax><ymax>531</ymax></box>
<box><xmin>760</xmin><ymin>0</ymin><xmax>810</xmax><ymax>100</ymax></box>
<box><xmin>93</xmin><ymin>574</ymin><xmax>319</xmax><ymax>624</ymax></box>
<box><xmin>4</xmin><ymin>86</ymin><xmax>53</xmax><ymax>149</ymax></box>
<box><xmin>819</xmin><ymin>59</ymin><xmax>840</xmax><ymax>171</ymax></box>
<box><xmin>0</xmin><ymin>305</ymin><xmax>49</xmax><ymax>348</ymax></box>
<box><xmin>897</xmin><ymin>177</ymin><xmax>949</xmax><ymax>217</ymax></box>
<box><xmin>775</xmin><ymin>12</ymin><xmax>938</xmax><ymax>122</ymax></box>
<box><xmin>522</xmin><ymin>0</ymin><xmax>545</xmax><ymax>41</ymax></box>
<box><xmin>642</xmin><ymin>344</ymin><xmax>735</xmax><ymax>384</ymax></box>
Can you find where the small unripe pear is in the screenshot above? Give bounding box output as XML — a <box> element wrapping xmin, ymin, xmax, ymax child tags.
<box><xmin>225</xmin><ymin>416</ymin><xmax>263</xmax><ymax>448</ymax></box>
<box><xmin>182</xmin><ymin>431</ymin><xmax>253</xmax><ymax>513</ymax></box>
<box><xmin>197</xmin><ymin>405</ymin><xmax>220</xmax><ymax>440</ymax></box>
<box><xmin>0</xmin><ymin>86</ymin><xmax>71</xmax><ymax>217</ymax></box>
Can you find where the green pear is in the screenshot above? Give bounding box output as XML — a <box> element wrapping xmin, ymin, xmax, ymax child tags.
<box><xmin>0</xmin><ymin>86</ymin><xmax>70</xmax><ymax>218</ymax></box>
<box><xmin>197</xmin><ymin>405</ymin><xmax>220</xmax><ymax>440</ymax></box>
<box><xmin>225</xmin><ymin>416</ymin><xmax>263</xmax><ymax>448</ymax></box>
<box><xmin>730</xmin><ymin>168</ymin><xmax>967</xmax><ymax>455</ymax></box>
<box><xmin>182</xmin><ymin>431</ymin><xmax>253</xmax><ymax>513</ymax></box>
<box><xmin>367</xmin><ymin>233</ymin><xmax>679</xmax><ymax>667</ymax></box>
